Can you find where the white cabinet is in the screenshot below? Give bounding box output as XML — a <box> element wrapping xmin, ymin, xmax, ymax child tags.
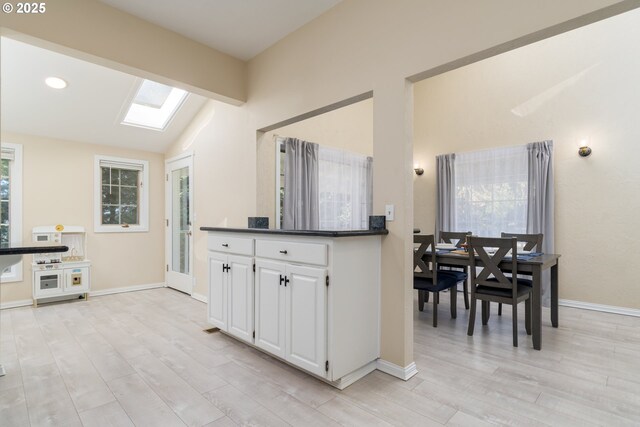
<box><xmin>206</xmin><ymin>230</ymin><xmax>382</xmax><ymax>389</ymax></box>
<box><xmin>207</xmin><ymin>251</ymin><xmax>254</xmax><ymax>344</ymax></box>
<box><xmin>255</xmin><ymin>260</ymin><xmax>327</xmax><ymax>377</ymax></box>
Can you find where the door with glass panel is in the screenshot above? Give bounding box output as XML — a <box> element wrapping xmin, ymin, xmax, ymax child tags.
<box><xmin>165</xmin><ymin>154</ymin><xmax>193</xmax><ymax>294</ymax></box>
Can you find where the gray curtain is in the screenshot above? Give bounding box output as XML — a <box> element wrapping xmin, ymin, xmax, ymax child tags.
<box><xmin>283</xmin><ymin>138</ymin><xmax>319</xmax><ymax>230</ymax></box>
<box><xmin>435</xmin><ymin>153</ymin><xmax>456</xmax><ymax>241</ymax></box>
<box><xmin>526</xmin><ymin>140</ymin><xmax>554</xmax><ymax>305</ymax></box>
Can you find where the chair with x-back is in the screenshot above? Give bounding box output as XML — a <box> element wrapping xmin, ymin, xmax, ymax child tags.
<box><xmin>414</xmin><ymin>235</ymin><xmax>464</xmax><ymax>327</ymax></box>
<box><xmin>467</xmin><ymin>236</ymin><xmax>532</xmax><ymax>347</ymax></box>
<box><xmin>439</xmin><ymin>231</ymin><xmax>472</xmax><ymax>309</ymax></box>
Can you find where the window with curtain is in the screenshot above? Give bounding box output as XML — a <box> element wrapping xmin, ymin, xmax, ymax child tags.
<box><xmin>277</xmin><ymin>137</ymin><xmax>373</xmax><ymax>230</ymax></box>
<box><xmin>454</xmin><ymin>145</ymin><xmax>528</xmax><ymax>236</ymax></box>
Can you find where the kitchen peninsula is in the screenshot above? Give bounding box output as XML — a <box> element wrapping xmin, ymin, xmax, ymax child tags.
<box><xmin>200</xmin><ymin>226</ymin><xmax>387</xmax><ymax>389</ymax></box>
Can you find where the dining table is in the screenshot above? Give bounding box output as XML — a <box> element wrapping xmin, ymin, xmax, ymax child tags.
<box><xmin>436</xmin><ymin>250</ymin><xmax>561</xmax><ymax>350</ymax></box>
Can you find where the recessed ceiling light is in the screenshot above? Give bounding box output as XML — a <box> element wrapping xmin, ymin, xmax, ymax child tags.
<box><xmin>45</xmin><ymin>77</ymin><xmax>67</xmax><ymax>89</ymax></box>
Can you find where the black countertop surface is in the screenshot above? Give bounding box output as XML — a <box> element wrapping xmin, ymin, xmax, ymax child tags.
<box><xmin>0</xmin><ymin>245</ymin><xmax>68</xmax><ymax>255</ymax></box>
<box><xmin>200</xmin><ymin>227</ymin><xmax>388</xmax><ymax>237</ymax></box>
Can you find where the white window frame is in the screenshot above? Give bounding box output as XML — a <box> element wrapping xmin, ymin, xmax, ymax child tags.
<box><xmin>94</xmin><ymin>155</ymin><xmax>149</xmax><ymax>233</ymax></box>
<box><xmin>1</xmin><ymin>142</ymin><xmax>23</xmax><ymax>282</ymax></box>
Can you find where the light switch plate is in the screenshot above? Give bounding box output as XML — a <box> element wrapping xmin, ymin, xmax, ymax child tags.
<box><xmin>385</xmin><ymin>204</ymin><xmax>395</xmax><ymax>221</ymax></box>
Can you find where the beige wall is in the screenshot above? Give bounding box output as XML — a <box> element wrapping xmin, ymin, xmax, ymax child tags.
<box><xmin>1</xmin><ymin>132</ymin><xmax>165</xmax><ymax>304</ymax></box>
<box><xmin>3</xmin><ymin>0</ymin><xmax>632</xmax><ymax>368</ymax></box>
<box><xmin>413</xmin><ymin>9</ymin><xmax>640</xmax><ymax>308</ymax></box>
<box><xmin>0</xmin><ymin>0</ymin><xmax>246</xmax><ymax>103</ymax></box>
<box><xmin>246</xmin><ymin>0</ymin><xmax>628</xmax><ymax>368</ymax></box>
<box><xmin>256</xmin><ymin>98</ymin><xmax>374</xmax><ymax>225</ymax></box>
<box><xmin>165</xmin><ymin>100</ymin><xmax>256</xmax><ymax>299</ymax></box>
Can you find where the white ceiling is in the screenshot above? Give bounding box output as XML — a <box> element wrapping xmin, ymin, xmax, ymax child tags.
<box><xmin>98</xmin><ymin>0</ymin><xmax>342</xmax><ymax>60</ymax></box>
<box><xmin>0</xmin><ymin>37</ymin><xmax>207</xmax><ymax>153</ymax></box>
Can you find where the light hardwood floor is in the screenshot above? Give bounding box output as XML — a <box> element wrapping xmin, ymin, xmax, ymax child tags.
<box><xmin>1</xmin><ymin>287</ymin><xmax>639</xmax><ymax>426</ymax></box>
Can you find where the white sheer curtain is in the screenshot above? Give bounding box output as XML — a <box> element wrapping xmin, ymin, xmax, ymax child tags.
<box><xmin>318</xmin><ymin>146</ymin><xmax>373</xmax><ymax>230</ymax></box>
<box><xmin>454</xmin><ymin>145</ymin><xmax>528</xmax><ymax>236</ymax></box>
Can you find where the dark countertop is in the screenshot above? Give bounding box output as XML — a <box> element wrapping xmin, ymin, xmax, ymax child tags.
<box><xmin>200</xmin><ymin>227</ymin><xmax>388</xmax><ymax>237</ymax></box>
<box><xmin>0</xmin><ymin>245</ymin><xmax>68</xmax><ymax>255</ymax></box>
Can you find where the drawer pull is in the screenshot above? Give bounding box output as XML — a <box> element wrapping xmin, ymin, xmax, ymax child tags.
<box><xmin>222</xmin><ymin>243</ymin><xmax>229</xmax><ymax>247</ymax></box>
<box><xmin>279</xmin><ymin>250</ymin><xmax>288</xmax><ymax>254</ymax></box>
<box><xmin>279</xmin><ymin>274</ymin><xmax>285</xmax><ymax>285</ymax></box>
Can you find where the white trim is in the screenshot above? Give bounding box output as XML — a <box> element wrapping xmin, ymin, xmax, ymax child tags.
<box><xmin>376</xmin><ymin>359</ymin><xmax>419</xmax><ymax>381</ymax></box>
<box><xmin>165</xmin><ymin>153</ymin><xmax>194</xmax><ymax>294</ymax></box>
<box><xmin>559</xmin><ymin>299</ymin><xmax>640</xmax><ymax>318</ymax></box>
<box><xmin>328</xmin><ymin>361</ymin><xmax>377</xmax><ymax>390</ymax></box>
<box><xmin>0</xmin><ymin>299</ymin><xmax>32</xmax><ymax>310</ymax></box>
<box><xmin>191</xmin><ymin>292</ymin><xmax>207</xmax><ymax>303</ymax></box>
<box><xmin>94</xmin><ymin>155</ymin><xmax>149</xmax><ymax>233</ymax></box>
<box><xmin>1</xmin><ymin>283</ymin><xmax>166</xmax><ymax>310</ymax></box>
<box><xmin>1</xmin><ymin>142</ymin><xmax>23</xmax><ymax>282</ymax></box>
<box><xmin>89</xmin><ymin>282</ymin><xmax>166</xmax><ymax>297</ymax></box>
<box><xmin>275</xmin><ymin>136</ymin><xmax>284</xmax><ymax>229</ymax></box>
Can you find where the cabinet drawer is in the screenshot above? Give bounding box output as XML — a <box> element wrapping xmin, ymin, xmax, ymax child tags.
<box><xmin>256</xmin><ymin>239</ymin><xmax>327</xmax><ymax>266</ymax></box>
<box><xmin>208</xmin><ymin>234</ymin><xmax>254</xmax><ymax>256</ymax></box>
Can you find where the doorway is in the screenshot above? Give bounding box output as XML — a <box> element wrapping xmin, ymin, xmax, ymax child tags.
<box><xmin>165</xmin><ymin>153</ymin><xmax>194</xmax><ymax>294</ymax></box>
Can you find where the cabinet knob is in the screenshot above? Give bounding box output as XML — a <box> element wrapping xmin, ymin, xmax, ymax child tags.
<box><xmin>222</xmin><ymin>243</ymin><xmax>229</xmax><ymax>247</ymax></box>
<box><xmin>279</xmin><ymin>250</ymin><xmax>288</xmax><ymax>254</ymax></box>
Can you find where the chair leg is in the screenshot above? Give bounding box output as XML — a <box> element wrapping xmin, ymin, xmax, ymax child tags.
<box><xmin>435</xmin><ymin>293</ymin><xmax>439</xmax><ymax>304</ymax></box>
<box><xmin>425</xmin><ymin>292</ymin><xmax>430</xmax><ymax>303</ymax></box>
<box><xmin>481</xmin><ymin>301</ymin><xmax>490</xmax><ymax>325</ymax></box>
<box><xmin>498</xmin><ymin>303</ymin><xmax>502</xmax><ymax>316</ymax></box>
<box><xmin>512</xmin><ymin>302</ymin><xmax>518</xmax><ymax>347</ymax></box>
<box><xmin>450</xmin><ymin>286</ymin><xmax>457</xmax><ymax>319</ymax></box>
<box><xmin>463</xmin><ymin>281</ymin><xmax>469</xmax><ymax>310</ymax></box>
<box><xmin>433</xmin><ymin>292</ymin><xmax>438</xmax><ymax>327</ymax></box>
<box><xmin>467</xmin><ymin>296</ymin><xmax>477</xmax><ymax>336</ymax></box>
<box><xmin>525</xmin><ymin>296</ymin><xmax>532</xmax><ymax>335</ymax></box>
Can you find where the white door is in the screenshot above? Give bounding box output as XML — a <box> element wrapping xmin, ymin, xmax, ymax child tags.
<box><xmin>286</xmin><ymin>264</ymin><xmax>327</xmax><ymax>377</ymax></box>
<box><xmin>226</xmin><ymin>255</ymin><xmax>254</xmax><ymax>343</ymax></box>
<box><xmin>165</xmin><ymin>154</ymin><xmax>194</xmax><ymax>294</ymax></box>
<box><xmin>254</xmin><ymin>259</ymin><xmax>286</xmax><ymax>358</ymax></box>
<box><xmin>208</xmin><ymin>252</ymin><xmax>227</xmax><ymax>330</ymax></box>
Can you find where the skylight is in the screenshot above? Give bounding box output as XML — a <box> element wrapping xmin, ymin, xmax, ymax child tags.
<box><xmin>122</xmin><ymin>80</ymin><xmax>188</xmax><ymax>131</ymax></box>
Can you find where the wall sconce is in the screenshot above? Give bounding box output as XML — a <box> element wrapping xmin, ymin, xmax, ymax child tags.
<box><xmin>414</xmin><ymin>164</ymin><xmax>424</xmax><ymax>175</ymax></box>
<box><xmin>578</xmin><ymin>146</ymin><xmax>592</xmax><ymax>157</ymax></box>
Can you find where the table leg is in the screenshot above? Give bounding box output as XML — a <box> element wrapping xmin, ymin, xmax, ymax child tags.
<box><xmin>551</xmin><ymin>262</ymin><xmax>559</xmax><ymax>328</ymax></box>
<box><xmin>532</xmin><ymin>267</ymin><xmax>542</xmax><ymax>350</ymax></box>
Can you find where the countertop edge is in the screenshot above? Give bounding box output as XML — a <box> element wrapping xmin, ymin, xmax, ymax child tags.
<box><xmin>199</xmin><ymin>227</ymin><xmax>388</xmax><ymax>237</ymax></box>
<box><xmin>0</xmin><ymin>245</ymin><xmax>69</xmax><ymax>255</ymax></box>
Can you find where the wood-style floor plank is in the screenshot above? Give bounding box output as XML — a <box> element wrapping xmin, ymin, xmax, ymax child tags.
<box><xmin>1</xmin><ymin>287</ymin><xmax>640</xmax><ymax>426</ymax></box>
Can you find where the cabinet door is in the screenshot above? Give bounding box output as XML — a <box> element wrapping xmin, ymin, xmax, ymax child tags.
<box><xmin>208</xmin><ymin>252</ymin><xmax>227</xmax><ymax>330</ymax></box>
<box><xmin>285</xmin><ymin>264</ymin><xmax>327</xmax><ymax>377</ymax></box>
<box><xmin>254</xmin><ymin>260</ymin><xmax>286</xmax><ymax>358</ymax></box>
<box><xmin>226</xmin><ymin>255</ymin><xmax>254</xmax><ymax>343</ymax></box>
<box><xmin>63</xmin><ymin>267</ymin><xmax>90</xmax><ymax>293</ymax></box>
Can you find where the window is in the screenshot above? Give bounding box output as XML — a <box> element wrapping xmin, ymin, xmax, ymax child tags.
<box><xmin>454</xmin><ymin>145</ymin><xmax>528</xmax><ymax>237</ymax></box>
<box><xmin>1</xmin><ymin>143</ymin><xmax>23</xmax><ymax>282</ymax></box>
<box><xmin>122</xmin><ymin>79</ymin><xmax>188</xmax><ymax>131</ymax></box>
<box><xmin>94</xmin><ymin>155</ymin><xmax>149</xmax><ymax>232</ymax></box>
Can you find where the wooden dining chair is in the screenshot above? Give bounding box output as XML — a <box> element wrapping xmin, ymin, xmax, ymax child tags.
<box><xmin>496</xmin><ymin>232</ymin><xmax>543</xmax><ymax>315</ymax></box>
<box><xmin>439</xmin><ymin>231</ymin><xmax>472</xmax><ymax>309</ymax></box>
<box><xmin>414</xmin><ymin>235</ymin><xmax>465</xmax><ymax>327</ymax></box>
<box><xmin>467</xmin><ymin>236</ymin><xmax>532</xmax><ymax>347</ymax></box>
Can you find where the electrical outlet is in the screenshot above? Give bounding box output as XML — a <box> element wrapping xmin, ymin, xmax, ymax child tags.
<box><xmin>385</xmin><ymin>204</ymin><xmax>395</xmax><ymax>221</ymax></box>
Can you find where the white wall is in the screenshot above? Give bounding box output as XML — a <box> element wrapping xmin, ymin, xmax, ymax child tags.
<box><xmin>0</xmin><ymin>132</ymin><xmax>165</xmax><ymax>304</ymax></box>
<box><xmin>413</xmin><ymin>9</ymin><xmax>640</xmax><ymax>308</ymax></box>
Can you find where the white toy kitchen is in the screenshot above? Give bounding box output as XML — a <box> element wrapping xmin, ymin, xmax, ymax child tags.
<box><xmin>32</xmin><ymin>225</ymin><xmax>91</xmax><ymax>307</ymax></box>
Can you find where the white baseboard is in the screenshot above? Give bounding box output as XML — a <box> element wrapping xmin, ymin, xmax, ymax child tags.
<box><xmin>329</xmin><ymin>361</ymin><xmax>377</xmax><ymax>390</ymax></box>
<box><xmin>376</xmin><ymin>359</ymin><xmax>419</xmax><ymax>381</ymax></box>
<box><xmin>90</xmin><ymin>282</ymin><xmax>166</xmax><ymax>297</ymax></box>
<box><xmin>559</xmin><ymin>299</ymin><xmax>640</xmax><ymax>318</ymax></box>
<box><xmin>0</xmin><ymin>299</ymin><xmax>33</xmax><ymax>310</ymax></box>
<box><xmin>191</xmin><ymin>292</ymin><xmax>207</xmax><ymax>303</ymax></box>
